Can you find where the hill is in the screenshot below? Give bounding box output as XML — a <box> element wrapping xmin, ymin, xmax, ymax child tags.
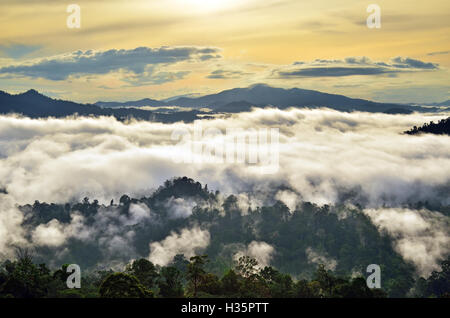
<box><xmin>168</xmin><ymin>84</ymin><xmax>420</xmax><ymax>114</ymax></box>
<box><xmin>405</xmin><ymin>117</ymin><xmax>450</xmax><ymax>135</ymax></box>
<box><xmin>0</xmin><ymin>89</ymin><xmax>204</xmax><ymax>123</ymax></box>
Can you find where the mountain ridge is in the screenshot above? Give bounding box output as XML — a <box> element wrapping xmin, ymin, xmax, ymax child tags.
<box><xmin>1</xmin><ymin>85</ymin><xmax>441</xmax><ymax>119</ymax></box>
<box><xmin>95</xmin><ymin>84</ymin><xmax>433</xmax><ymax>114</ymax></box>
<box><xmin>0</xmin><ymin>89</ymin><xmax>205</xmax><ymax>123</ymax></box>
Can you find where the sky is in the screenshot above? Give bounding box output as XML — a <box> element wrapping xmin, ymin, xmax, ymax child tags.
<box><xmin>0</xmin><ymin>0</ymin><xmax>449</xmax><ymax>103</ymax></box>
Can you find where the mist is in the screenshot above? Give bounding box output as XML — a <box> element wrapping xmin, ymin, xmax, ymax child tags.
<box><xmin>0</xmin><ymin>108</ymin><xmax>449</xmax><ymax>275</ymax></box>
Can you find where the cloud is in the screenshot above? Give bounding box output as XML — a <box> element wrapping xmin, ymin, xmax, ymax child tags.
<box><xmin>27</xmin><ymin>202</ymin><xmax>155</xmax><ymax>265</ymax></box>
<box><xmin>0</xmin><ymin>46</ymin><xmax>220</xmax><ymax>81</ymax></box>
<box><xmin>122</xmin><ymin>70</ymin><xmax>191</xmax><ymax>86</ymax></box>
<box><xmin>0</xmin><ymin>109</ymin><xmax>449</xmax><ymax>273</ymax></box>
<box><xmin>32</xmin><ymin>219</ymin><xmax>67</xmax><ymax>247</ymax></box>
<box><xmin>0</xmin><ymin>44</ymin><xmax>42</xmax><ymax>59</ymax></box>
<box><xmin>0</xmin><ymin>194</ymin><xmax>27</xmax><ymax>258</ymax></box>
<box><xmin>279</xmin><ymin>67</ymin><xmax>394</xmax><ymax>78</ymax></box>
<box><xmin>305</xmin><ymin>247</ymin><xmax>338</xmax><ymax>271</ymax></box>
<box><xmin>233</xmin><ymin>241</ymin><xmax>275</xmax><ymax>268</ymax></box>
<box><xmin>148</xmin><ymin>226</ymin><xmax>210</xmax><ymax>266</ymax></box>
<box><xmin>0</xmin><ymin>109</ymin><xmax>449</xmax><ymax>207</ymax></box>
<box><xmin>427</xmin><ymin>51</ymin><xmax>450</xmax><ymax>56</ymax></box>
<box><xmin>275</xmin><ymin>190</ymin><xmax>300</xmax><ymax>212</ymax></box>
<box><xmin>207</xmin><ymin>69</ymin><xmax>250</xmax><ymax>79</ymax></box>
<box><xmin>163</xmin><ymin>197</ymin><xmax>197</xmax><ymax>219</ymax></box>
<box><xmin>276</xmin><ymin>56</ymin><xmax>439</xmax><ymax>78</ymax></box>
<box><xmin>391</xmin><ymin>57</ymin><xmax>438</xmax><ymax>70</ymax></box>
<box><xmin>364</xmin><ymin>208</ymin><xmax>450</xmax><ymax>276</ymax></box>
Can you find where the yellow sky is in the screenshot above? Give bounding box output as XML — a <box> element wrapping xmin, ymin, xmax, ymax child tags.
<box><xmin>0</xmin><ymin>0</ymin><xmax>449</xmax><ymax>103</ymax></box>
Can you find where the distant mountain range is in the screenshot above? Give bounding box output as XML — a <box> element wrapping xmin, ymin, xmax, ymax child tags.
<box><xmin>95</xmin><ymin>84</ymin><xmax>437</xmax><ymax>114</ymax></box>
<box><xmin>95</xmin><ymin>98</ymin><xmax>167</xmax><ymax>108</ymax></box>
<box><xmin>427</xmin><ymin>100</ymin><xmax>450</xmax><ymax>107</ymax></box>
<box><xmin>1</xmin><ymin>85</ymin><xmax>444</xmax><ymax>122</ymax></box>
<box><xmin>0</xmin><ymin>89</ymin><xmax>206</xmax><ymax>123</ymax></box>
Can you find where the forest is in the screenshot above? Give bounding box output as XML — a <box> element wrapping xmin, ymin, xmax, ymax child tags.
<box><xmin>1</xmin><ymin>177</ymin><xmax>449</xmax><ymax>298</ymax></box>
<box><xmin>405</xmin><ymin>117</ymin><xmax>450</xmax><ymax>135</ymax></box>
<box><xmin>1</xmin><ymin>248</ymin><xmax>449</xmax><ymax>298</ymax></box>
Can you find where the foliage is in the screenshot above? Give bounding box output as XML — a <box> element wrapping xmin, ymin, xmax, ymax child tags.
<box><xmin>405</xmin><ymin>117</ymin><xmax>450</xmax><ymax>135</ymax></box>
<box><xmin>99</xmin><ymin>273</ymin><xmax>153</xmax><ymax>298</ymax></box>
<box><xmin>9</xmin><ymin>177</ymin><xmax>450</xmax><ymax>298</ymax></box>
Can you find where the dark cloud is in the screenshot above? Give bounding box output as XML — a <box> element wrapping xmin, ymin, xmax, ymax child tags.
<box><xmin>276</xmin><ymin>56</ymin><xmax>439</xmax><ymax>79</ymax></box>
<box><xmin>391</xmin><ymin>57</ymin><xmax>438</xmax><ymax>70</ymax></box>
<box><xmin>278</xmin><ymin>67</ymin><xmax>394</xmax><ymax>78</ymax></box>
<box><xmin>0</xmin><ymin>46</ymin><xmax>220</xmax><ymax>81</ymax></box>
<box><xmin>206</xmin><ymin>69</ymin><xmax>249</xmax><ymax>79</ymax></box>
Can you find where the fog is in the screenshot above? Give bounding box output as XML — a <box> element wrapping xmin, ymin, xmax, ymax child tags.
<box><xmin>0</xmin><ymin>108</ymin><xmax>449</xmax><ymax>275</ymax></box>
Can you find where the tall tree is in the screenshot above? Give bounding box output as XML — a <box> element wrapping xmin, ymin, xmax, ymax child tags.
<box><xmin>187</xmin><ymin>255</ymin><xmax>208</xmax><ymax>297</ymax></box>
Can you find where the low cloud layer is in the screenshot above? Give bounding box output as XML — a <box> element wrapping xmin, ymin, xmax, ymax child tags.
<box><xmin>305</xmin><ymin>247</ymin><xmax>338</xmax><ymax>271</ymax></box>
<box><xmin>233</xmin><ymin>241</ymin><xmax>275</xmax><ymax>268</ymax></box>
<box><xmin>0</xmin><ymin>108</ymin><xmax>449</xmax><ymax>272</ymax></box>
<box><xmin>0</xmin><ymin>109</ymin><xmax>448</xmax><ymax>207</ymax></box>
<box><xmin>364</xmin><ymin>208</ymin><xmax>450</xmax><ymax>276</ymax></box>
<box><xmin>148</xmin><ymin>226</ymin><xmax>210</xmax><ymax>266</ymax></box>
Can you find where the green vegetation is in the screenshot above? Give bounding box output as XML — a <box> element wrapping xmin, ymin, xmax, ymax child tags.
<box><xmin>405</xmin><ymin>117</ymin><xmax>450</xmax><ymax>135</ymax></box>
<box><xmin>3</xmin><ymin>177</ymin><xmax>449</xmax><ymax>298</ymax></box>
<box><xmin>1</xmin><ymin>251</ymin><xmax>449</xmax><ymax>298</ymax></box>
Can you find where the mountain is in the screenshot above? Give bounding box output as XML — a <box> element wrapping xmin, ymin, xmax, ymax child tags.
<box><xmin>438</xmin><ymin>100</ymin><xmax>450</xmax><ymax>106</ymax></box>
<box><xmin>90</xmin><ymin>84</ymin><xmax>428</xmax><ymax>114</ymax></box>
<box><xmin>428</xmin><ymin>100</ymin><xmax>450</xmax><ymax>107</ymax></box>
<box><xmin>167</xmin><ymin>84</ymin><xmax>426</xmax><ymax>114</ymax></box>
<box><xmin>95</xmin><ymin>98</ymin><xmax>167</xmax><ymax>108</ymax></box>
<box><xmin>215</xmin><ymin>100</ymin><xmax>255</xmax><ymax>113</ymax></box>
<box><xmin>1</xmin><ymin>85</ymin><xmax>439</xmax><ymax>120</ymax></box>
<box><xmin>0</xmin><ymin>89</ymin><xmax>204</xmax><ymax>123</ymax></box>
<box><xmin>163</xmin><ymin>93</ymin><xmax>204</xmax><ymax>103</ymax></box>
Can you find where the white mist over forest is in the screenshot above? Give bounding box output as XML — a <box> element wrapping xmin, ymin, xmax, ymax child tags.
<box><xmin>0</xmin><ymin>108</ymin><xmax>449</xmax><ymax>277</ymax></box>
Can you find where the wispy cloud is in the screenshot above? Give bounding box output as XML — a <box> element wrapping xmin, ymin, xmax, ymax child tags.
<box><xmin>0</xmin><ymin>43</ymin><xmax>42</xmax><ymax>59</ymax></box>
<box><xmin>206</xmin><ymin>69</ymin><xmax>251</xmax><ymax>79</ymax></box>
<box><xmin>427</xmin><ymin>51</ymin><xmax>450</xmax><ymax>56</ymax></box>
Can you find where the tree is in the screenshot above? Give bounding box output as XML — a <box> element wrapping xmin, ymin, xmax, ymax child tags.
<box><xmin>235</xmin><ymin>256</ymin><xmax>259</xmax><ymax>278</ymax></box>
<box><xmin>221</xmin><ymin>269</ymin><xmax>241</xmax><ymax>296</ymax></box>
<box><xmin>313</xmin><ymin>264</ymin><xmax>336</xmax><ymax>297</ymax></box>
<box><xmin>187</xmin><ymin>255</ymin><xmax>208</xmax><ymax>297</ymax></box>
<box><xmin>198</xmin><ymin>273</ymin><xmax>222</xmax><ymax>296</ymax></box>
<box><xmin>294</xmin><ymin>279</ymin><xmax>321</xmax><ymax>298</ymax></box>
<box><xmin>0</xmin><ymin>248</ymin><xmax>53</xmax><ymax>298</ymax></box>
<box><xmin>125</xmin><ymin>258</ymin><xmax>158</xmax><ymax>289</ymax></box>
<box><xmin>426</xmin><ymin>256</ymin><xmax>450</xmax><ymax>297</ymax></box>
<box><xmin>158</xmin><ymin>266</ymin><xmax>184</xmax><ymax>298</ymax></box>
<box><xmin>333</xmin><ymin>277</ymin><xmax>376</xmax><ymax>298</ymax></box>
<box><xmin>99</xmin><ymin>273</ymin><xmax>152</xmax><ymax>298</ymax></box>
<box><xmin>233</xmin><ymin>256</ymin><xmax>270</xmax><ymax>297</ymax></box>
<box><xmin>171</xmin><ymin>254</ymin><xmax>189</xmax><ymax>275</ymax></box>
<box><xmin>260</xmin><ymin>266</ymin><xmax>295</xmax><ymax>297</ymax></box>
